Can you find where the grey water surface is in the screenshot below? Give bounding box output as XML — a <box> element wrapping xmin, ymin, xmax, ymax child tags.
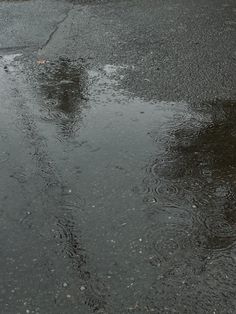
<box><xmin>0</xmin><ymin>0</ymin><xmax>236</xmax><ymax>313</ymax></box>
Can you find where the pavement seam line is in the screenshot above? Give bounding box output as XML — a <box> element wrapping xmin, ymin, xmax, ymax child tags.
<box><xmin>39</xmin><ymin>4</ymin><xmax>75</xmax><ymax>53</ymax></box>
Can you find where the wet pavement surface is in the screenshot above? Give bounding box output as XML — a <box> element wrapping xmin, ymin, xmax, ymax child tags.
<box><xmin>0</xmin><ymin>0</ymin><xmax>236</xmax><ymax>313</ymax></box>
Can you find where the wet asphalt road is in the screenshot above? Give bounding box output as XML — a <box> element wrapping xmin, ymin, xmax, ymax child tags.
<box><xmin>0</xmin><ymin>0</ymin><xmax>236</xmax><ymax>313</ymax></box>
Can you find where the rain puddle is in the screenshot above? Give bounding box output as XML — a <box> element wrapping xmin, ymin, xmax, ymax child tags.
<box><xmin>1</xmin><ymin>54</ymin><xmax>236</xmax><ymax>313</ymax></box>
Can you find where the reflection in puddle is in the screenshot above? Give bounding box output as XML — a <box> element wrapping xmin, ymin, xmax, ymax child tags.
<box><xmin>142</xmin><ymin>99</ymin><xmax>236</xmax><ymax>311</ymax></box>
<box><xmin>144</xmin><ymin>101</ymin><xmax>236</xmax><ymax>312</ymax></box>
<box><xmin>37</xmin><ymin>58</ymin><xmax>88</xmax><ymax>139</ymax></box>
<box><xmin>4</xmin><ymin>52</ymin><xmax>236</xmax><ymax>312</ymax></box>
<box><xmin>34</xmin><ymin>60</ymin><xmax>236</xmax><ymax>311</ymax></box>
<box><xmin>145</xmin><ymin>99</ymin><xmax>236</xmax><ymax>245</ymax></box>
<box><xmin>1</xmin><ymin>55</ymin><xmax>108</xmax><ymax>313</ymax></box>
<box><xmin>171</xmin><ymin>99</ymin><xmax>236</xmax><ymax>249</ymax></box>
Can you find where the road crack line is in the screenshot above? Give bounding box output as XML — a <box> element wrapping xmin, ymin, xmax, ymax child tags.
<box><xmin>39</xmin><ymin>4</ymin><xmax>75</xmax><ymax>52</ymax></box>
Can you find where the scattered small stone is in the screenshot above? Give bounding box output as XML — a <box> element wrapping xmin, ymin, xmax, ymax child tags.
<box><xmin>63</xmin><ymin>282</ymin><xmax>68</xmax><ymax>288</ymax></box>
<box><xmin>128</xmin><ymin>302</ymin><xmax>139</xmax><ymax>310</ymax></box>
<box><xmin>66</xmin><ymin>294</ymin><xmax>71</xmax><ymax>298</ymax></box>
<box><xmin>36</xmin><ymin>59</ymin><xmax>46</xmax><ymax>65</ymax></box>
<box><xmin>80</xmin><ymin>286</ymin><xmax>86</xmax><ymax>291</ymax></box>
<box><xmin>192</xmin><ymin>204</ymin><xmax>197</xmax><ymax>208</ymax></box>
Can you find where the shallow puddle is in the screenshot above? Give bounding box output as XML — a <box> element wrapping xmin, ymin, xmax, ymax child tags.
<box><xmin>0</xmin><ymin>54</ymin><xmax>236</xmax><ymax>313</ymax></box>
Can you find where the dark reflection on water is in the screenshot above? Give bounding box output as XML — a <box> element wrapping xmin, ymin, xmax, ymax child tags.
<box><xmin>3</xmin><ymin>52</ymin><xmax>236</xmax><ymax>312</ymax></box>
<box><xmin>37</xmin><ymin>58</ymin><xmax>88</xmax><ymax>139</ymax></box>
<box><xmin>169</xmin><ymin>99</ymin><xmax>236</xmax><ymax>249</ymax></box>
<box><xmin>172</xmin><ymin>100</ymin><xmax>236</xmax><ymax>179</ymax></box>
<box><xmin>142</xmin><ymin>99</ymin><xmax>236</xmax><ymax>312</ymax></box>
<box><xmin>12</xmin><ymin>57</ymin><xmax>109</xmax><ymax>313</ymax></box>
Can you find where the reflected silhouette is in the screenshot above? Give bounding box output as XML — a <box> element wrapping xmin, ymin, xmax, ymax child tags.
<box><xmin>27</xmin><ymin>58</ymin><xmax>108</xmax><ymax>312</ymax></box>
<box><xmin>173</xmin><ymin>100</ymin><xmax>236</xmax><ymax>247</ymax></box>
<box><xmin>141</xmin><ymin>99</ymin><xmax>236</xmax><ymax>312</ymax></box>
<box><xmin>38</xmin><ymin>58</ymin><xmax>88</xmax><ymax>139</ymax></box>
<box><xmin>171</xmin><ymin>100</ymin><xmax>236</xmax><ymax>179</ymax></box>
<box><xmin>147</xmin><ymin>99</ymin><xmax>236</xmax><ymax>252</ymax></box>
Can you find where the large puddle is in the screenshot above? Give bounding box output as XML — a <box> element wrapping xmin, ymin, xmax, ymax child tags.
<box><xmin>0</xmin><ymin>54</ymin><xmax>236</xmax><ymax>313</ymax></box>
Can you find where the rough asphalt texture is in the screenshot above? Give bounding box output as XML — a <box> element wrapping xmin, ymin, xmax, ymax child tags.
<box><xmin>0</xmin><ymin>0</ymin><xmax>236</xmax><ymax>313</ymax></box>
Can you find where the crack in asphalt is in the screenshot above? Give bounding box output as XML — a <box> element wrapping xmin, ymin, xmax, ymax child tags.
<box><xmin>39</xmin><ymin>4</ymin><xmax>75</xmax><ymax>53</ymax></box>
